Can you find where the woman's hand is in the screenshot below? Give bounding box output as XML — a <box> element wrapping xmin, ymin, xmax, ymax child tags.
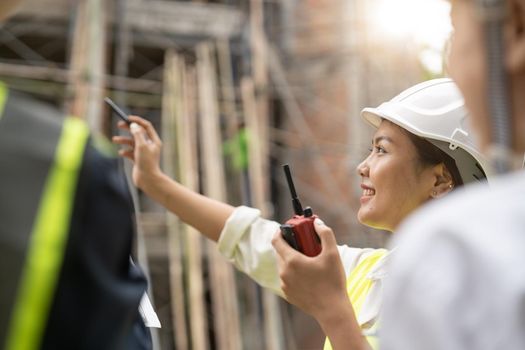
<box><xmin>271</xmin><ymin>218</ymin><xmax>350</xmax><ymax>320</ymax></box>
<box><xmin>112</xmin><ymin>115</ymin><xmax>234</xmax><ymax>242</ymax></box>
<box><xmin>273</xmin><ymin>219</ymin><xmax>368</xmax><ymax>349</ymax></box>
<box><xmin>112</xmin><ymin>116</ymin><xmax>163</xmax><ymax>190</ymax></box>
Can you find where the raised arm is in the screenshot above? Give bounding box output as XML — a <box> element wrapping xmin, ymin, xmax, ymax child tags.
<box><xmin>112</xmin><ymin>116</ymin><xmax>233</xmax><ymax>242</ymax></box>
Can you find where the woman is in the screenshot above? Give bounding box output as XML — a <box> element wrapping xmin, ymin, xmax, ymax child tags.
<box><xmin>271</xmin><ymin>78</ymin><xmax>491</xmax><ymax>350</ymax></box>
<box><xmin>113</xmin><ymin>78</ymin><xmax>490</xmax><ymax>349</ymax></box>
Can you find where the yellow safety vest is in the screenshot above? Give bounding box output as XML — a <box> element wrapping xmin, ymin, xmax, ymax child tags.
<box><xmin>0</xmin><ymin>82</ymin><xmax>90</xmax><ymax>349</ymax></box>
<box><xmin>323</xmin><ymin>249</ymin><xmax>388</xmax><ymax>350</ymax></box>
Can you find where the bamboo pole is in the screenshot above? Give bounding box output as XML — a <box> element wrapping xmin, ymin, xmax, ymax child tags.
<box><xmin>216</xmin><ymin>38</ymin><xmax>250</xmax><ymax>207</ymax></box>
<box><xmin>162</xmin><ymin>51</ymin><xmax>187</xmax><ymax>350</ymax></box>
<box><xmin>196</xmin><ymin>42</ymin><xmax>242</xmax><ymax>350</ymax></box>
<box><xmin>114</xmin><ymin>1</ymin><xmax>160</xmax><ymax>347</ymax></box>
<box><xmin>181</xmin><ymin>63</ymin><xmax>210</xmax><ymax>350</ymax></box>
<box><xmin>249</xmin><ymin>0</ymin><xmax>271</xmax><ymax>214</ymax></box>
<box><xmin>241</xmin><ymin>77</ymin><xmax>286</xmax><ymax>350</ymax></box>
<box><xmin>249</xmin><ymin>1</ymin><xmax>286</xmax><ymax>349</ymax></box>
<box><xmin>66</xmin><ymin>0</ymin><xmax>106</xmax><ymax>132</ymax></box>
<box><xmin>216</xmin><ymin>39</ymin><xmax>238</xmax><ymax>140</ymax></box>
<box><xmin>0</xmin><ymin>62</ymin><xmax>163</xmax><ymax>94</ymax></box>
<box><xmin>216</xmin><ymin>39</ymin><xmax>242</xmax><ymax>204</ymax></box>
<box><xmin>216</xmin><ymin>39</ymin><xmax>267</xmax><ymax>350</ymax></box>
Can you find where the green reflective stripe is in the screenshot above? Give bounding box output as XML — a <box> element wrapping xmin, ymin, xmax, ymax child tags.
<box><xmin>0</xmin><ymin>82</ymin><xmax>8</xmax><ymax>120</ymax></box>
<box><xmin>5</xmin><ymin>117</ymin><xmax>89</xmax><ymax>350</ymax></box>
<box><xmin>367</xmin><ymin>335</ymin><xmax>379</xmax><ymax>349</ymax></box>
<box><xmin>323</xmin><ymin>249</ymin><xmax>387</xmax><ymax>350</ymax></box>
<box><xmin>347</xmin><ymin>250</ymin><xmax>387</xmax><ymax>312</ymax></box>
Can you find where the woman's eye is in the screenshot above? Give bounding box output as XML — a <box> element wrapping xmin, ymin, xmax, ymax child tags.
<box><xmin>375</xmin><ymin>146</ymin><xmax>386</xmax><ymax>154</ymax></box>
<box><xmin>369</xmin><ymin>145</ymin><xmax>387</xmax><ymax>154</ymax></box>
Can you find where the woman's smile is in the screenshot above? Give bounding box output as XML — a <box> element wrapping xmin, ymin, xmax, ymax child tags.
<box><xmin>356</xmin><ymin>120</ymin><xmax>437</xmax><ymax>232</ymax></box>
<box><xmin>360</xmin><ymin>184</ymin><xmax>376</xmax><ymax>204</ymax></box>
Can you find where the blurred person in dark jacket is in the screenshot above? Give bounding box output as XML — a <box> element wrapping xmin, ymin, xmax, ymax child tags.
<box><xmin>0</xmin><ymin>1</ymin><xmax>150</xmax><ymax>349</ymax></box>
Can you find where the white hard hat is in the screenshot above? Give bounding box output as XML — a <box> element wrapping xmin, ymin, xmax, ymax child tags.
<box><xmin>361</xmin><ymin>78</ymin><xmax>491</xmax><ymax>184</ymax></box>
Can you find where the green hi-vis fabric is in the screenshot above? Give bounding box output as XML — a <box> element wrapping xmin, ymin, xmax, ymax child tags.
<box><xmin>0</xmin><ymin>82</ymin><xmax>7</xmax><ymax>119</ymax></box>
<box><xmin>5</xmin><ymin>117</ymin><xmax>89</xmax><ymax>350</ymax></box>
<box><xmin>323</xmin><ymin>249</ymin><xmax>388</xmax><ymax>350</ymax></box>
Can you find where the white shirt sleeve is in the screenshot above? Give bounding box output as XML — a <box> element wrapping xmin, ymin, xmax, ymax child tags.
<box><xmin>217</xmin><ymin>206</ymin><xmax>370</xmax><ymax>297</ymax></box>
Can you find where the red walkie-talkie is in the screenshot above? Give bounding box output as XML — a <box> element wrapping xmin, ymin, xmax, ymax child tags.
<box><xmin>280</xmin><ymin>164</ymin><xmax>322</xmax><ymax>257</ymax></box>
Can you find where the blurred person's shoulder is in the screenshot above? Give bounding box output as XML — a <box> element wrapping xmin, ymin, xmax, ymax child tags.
<box><xmin>381</xmin><ymin>172</ymin><xmax>525</xmax><ymax>350</ymax></box>
<box><xmin>389</xmin><ymin>170</ymin><xmax>525</xmax><ymax>272</ymax></box>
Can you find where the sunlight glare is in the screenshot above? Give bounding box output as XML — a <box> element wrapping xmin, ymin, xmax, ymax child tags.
<box><xmin>369</xmin><ymin>0</ymin><xmax>452</xmax><ymax>73</ymax></box>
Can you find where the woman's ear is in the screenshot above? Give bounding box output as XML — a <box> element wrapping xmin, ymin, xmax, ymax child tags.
<box><xmin>505</xmin><ymin>0</ymin><xmax>525</xmax><ymax>73</ymax></box>
<box><xmin>430</xmin><ymin>163</ymin><xmax>454</xmax><ymax>199</ymax></box>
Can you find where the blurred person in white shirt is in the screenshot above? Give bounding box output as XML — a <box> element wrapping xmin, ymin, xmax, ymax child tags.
<box><xmin>381</xmin><ymin>0</ymin><xmax>525</xmax><ymax>349</ymax></box>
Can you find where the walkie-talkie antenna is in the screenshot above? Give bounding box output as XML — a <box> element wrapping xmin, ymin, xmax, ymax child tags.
<box><xmin>283</xmin><ymin>164</ymin><xmax>304</xmax><ymax>215</ymax></box>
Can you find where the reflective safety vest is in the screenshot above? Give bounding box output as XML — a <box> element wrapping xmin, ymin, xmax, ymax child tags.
<box><xmin>323</xmin><ymin>249</ymin><xmax>388</xmax><ymax>350</ymax></box>
<box><xmin>0</xmin><ymin>82</ymin><xmax>89</xmax><ymax>349</ymax></box>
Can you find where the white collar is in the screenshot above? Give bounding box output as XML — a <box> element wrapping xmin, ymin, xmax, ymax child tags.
<box><xmin>367</xmin><ymin>247</ymin><xmax>396</xmax><ymax>280</ymax></box>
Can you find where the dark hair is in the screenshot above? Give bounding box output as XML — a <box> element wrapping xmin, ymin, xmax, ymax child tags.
<box><xmin>404</xmin><ymin>131</ymin><xmax>464</xmax><ymax>187</ymax></box>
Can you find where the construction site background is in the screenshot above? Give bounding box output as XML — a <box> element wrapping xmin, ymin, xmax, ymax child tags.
<box><xmin>0</xmin><ymin>0</ymin><xmax>443</xmax><ymax>349</ymax></box>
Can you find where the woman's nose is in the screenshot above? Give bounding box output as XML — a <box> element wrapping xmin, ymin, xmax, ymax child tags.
<box><xmin>356</xmin><ymin>158</ymin><xmax>369</xmax><ymax>177</ymax></box>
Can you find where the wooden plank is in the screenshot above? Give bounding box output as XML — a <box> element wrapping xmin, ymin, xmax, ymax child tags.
<box><xmin>126</xmin><ymin>1</ymin><xmax>242</xmax><ymax>39</ymax></box>
<box><xmin>15</xmin><ymin>0</ymin><xmax>243</xmax><ymax>39</ymax></box>
<box><xmin>16</xmin><ymin>0</ymin><xmax>71</xmax><ymax>20</ymax></box>
<box><xmin>196</xmin><ymin>42</ymin><xmax>242</xmax><ymax>350</ymax></box>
